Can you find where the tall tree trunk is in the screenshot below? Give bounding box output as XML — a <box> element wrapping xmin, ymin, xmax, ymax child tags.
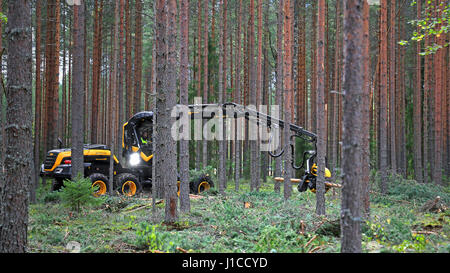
<box><xmin>310</xmin><ymin>0</ymin><xmax>317</xmax><ymax>132</ymax></box>
<box><xmin>315</xmin><ymin>0</ymin><xmax>326</xmax><ymax>215</ymax></box>
<box><xmin>331</xmin><ymin>0</ymin><xmax>341</xmax><ymax>175</ymax></box>
<box><xmin>379</xmin><ymin>0</ymin><xmax>389</xmax><ymax>194</ymax></box>
<box><xmin>110</xmin><ymin>0</ymin><xmax>120</xmax><ymax>194</ymax></box>
<box><xmin>255</xmin><ymin>0</ymin><xmax>262</xmax><ymax>190</ymax></box>
<box><xmin>0</xmin><ymin>0</ymin><xmax>32</xmax><ymax>253</ymax></box>
<box><xmin>249</xmin><ymin>0</ymin><xmax>258</xmax><ymax>192</ymax></box>
<box><xmin>234</xmin><ymin>0</ymin><xmax>243</xmax><ymax>191</ymax></box>
<box><xmin>91</xmin><ymin>0</ymin><xmax>103</xmax><ymax>144</ymax></box>
<box><xmin>118</xmin><ymin>0</ymin><xmax>125</xmax><ymax>153</ymax></box>
<box><xmin>134</xmin><ymin>0</ymin><xmax>143</xmax><ymax>112</ymax></box>
<box><xmin>433</xmin><ymin>0</ymin><xmax>444</xmax><ymax>185</ymax></box>
<box><xmin>361</xmin><ymin>0</ymin><xmax>371</xmax><ymax>217</ymax></box>
<box><xmin>71</xmin><ymin>0</ymin><xmax>86</xmax><ymax>180</ymax></box>
<box><xmin>341</xmin><ymin>0</ymin><xmax>364</xmax><ymax>253</ymax></box>
<box><xmin>179</xmin><ymin>0</ymin><xmax>191</xmax><ymax>212</ymax></box>
<box><xmin>218</xmin><ymin>0</ymin><xmax>227</xmax><ymax>194</ymax></box>
<box><xmin>389</xmin><ymin>0</ymin><xmax>396</xmax><ymax>173</ymax></box>
<box><xmin>341</xmin><ymin>0</ymin><xmax>369</xmax><ymax>253</ymax></box>
<box><xmin>33</xmin><ymin>0</ymin><xmax>43</xmax><ymax>203</ymax></box>
<box><xmin>155</xmin><ymin>0</ymin><xmax>179</xmax><ymax>223</ymax></box>
<box><xmin>274</xmin><ymin>0</ymin><xmax>284</xmax><ymax>193</ymax></box>
<box><xmin>195</xmin><ymin>0</ymin><xmax>203</xmax><ymax>170</ymax></box>
<box><xmin>283</xmin><ymin>0</ymin><xmax>293</xmax><ymax>200</ymax></box>
<box><xmin>44</xmin><ymin>0</ymin><xmax>61</xmax><ymax>151</ymax></box>
<box><xmin>413</xmin><ymin>0</ymin><xmax>423</xmax><ymax>183</ymax></box>
<box><xmin>202</xmin><ymin>0</ymin><xmax>209</xmax><ymax>169</ymax></box>
<box><xmin>125</xmin><ymin>0</ymin><xmax>133</xmax><ymax>119</ymax></box>
<box><xmin>296</xmin><ymin>0</ymin><xmax>306</xmax><ymax>128</ymax></box>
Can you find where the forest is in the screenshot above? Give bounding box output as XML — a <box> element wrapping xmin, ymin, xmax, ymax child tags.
<box><xmin>0</xmin><ymin>0</ymin><xmax>449</xmax><ymax>257</ymax></box>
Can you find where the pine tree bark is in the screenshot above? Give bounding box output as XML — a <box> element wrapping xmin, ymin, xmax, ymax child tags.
<box><xmin>44</xmin><ymin>0</ymin><xmax>61</xmax><ymax>151</ymax></box>
<box><xmin>91</xmin><ymin>0</ymin><xmax>103</xmax><ymax>144</ymax></box>
<box><xmin>248</xmin><ymin>0</ymin><xmax>257</xmax><ymax>191</ymax></box>
<box><xmin>0</xmin><ymin>0</ymin><xmax>32</xmax><ymax>253</ymax></box>
<box><xmin>274</xmin><ymin>0</ymin><xmax>284</xmax><ymax>193</ymax></box>
<box><xmin>413</xmin><ymin>0</ymin><xmax>423</xmax><ymax>183</ymax></box>
<box><xmin>433</xmin><ymin>0</ymin><xmax>444</xmax><ymax>185</ymax></box>
<box><xmin>340</xmin><ymin>0</ymin><xmax>365</xmax><ymax>253</ymax></box>
<box><xmin>379</xmin><ymin>0</ymin><xmax>389</xmax><ymax>194</ymax></box>
<box><xmin>134</xmin><ymin>0</ymin><xmax>143</xmax><ymax>113</ymax></box>
<box><xmin>315</xmin><ymin>0</ymin><xmax>326</xmax><ymax>215</ymax></box>
<box><xmin>361</xmin><ymin>0</ymin><xmax>371</xmax><ymax>217</ymax></box>
<box><xmin>155</xmin><ymin>0</ymin><xmax>178</xmax><ymax>223</ymax></box>
<box><xmin>125</xmin><ymin>0</ymin><xmax>133</xmax><ymax>119</ymax></box>
<box><xmin>179</xmin><ymin>0</ymin><xmax>191</xmax><ymax>212</ymax></box>
<box><xmin>33</xmin><ymin>0</ymin><xmax>43</xmax><ymax>203</ymax></box>
<box><xmin>72</xmin><ymin>1</ymin><xmax>86</xmax><ymax>179</ymax></box>
<box><xmin>234</xmin><ymin>0</ymin><xmax>243</xmax><ymax>191</ymax></box>
<box><xmin>283</xmin><ymin>0</ymin><xmax>293</xmax><ymax>200</ymax></box>
<box><xmin>202</xmin><ymin>0</ymin><xmax>209</xmax><ymax>169</ymax></box>
<box><xmin>389</xmin><ymin>0</ymin><xmax>396</xmax><ymax>173</ymax></box>
<box><xmin>218</xmin><ymin>0</ymin><xmax>227</xmax><ymax>194</ymax></box>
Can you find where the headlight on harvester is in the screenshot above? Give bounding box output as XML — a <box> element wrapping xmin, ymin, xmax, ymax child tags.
<box><xmin>129</xmin><ymin>153</ymin><xmax>141</xmax><ymax>166</ymax></box>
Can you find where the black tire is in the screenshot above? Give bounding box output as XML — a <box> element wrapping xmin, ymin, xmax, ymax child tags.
<box><xmin>89</xmin><ymin>173</ymin><xmax>109</xmax><ymax>197</ymax></box>
<box><xmin>116</xmin><ymin>173</ymin><xmax>141</xmax><ymax>197</ymax></box>
<box><xmin>190</xmin><ymin>175</ymin><xmax>214</xmax><ymax>194</ymax></box>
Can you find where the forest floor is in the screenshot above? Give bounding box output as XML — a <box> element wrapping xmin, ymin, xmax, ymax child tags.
<box><xmin>28</xmin><ymin>175</ymin><xmax>450</xmax><ymax>253</ymax></box>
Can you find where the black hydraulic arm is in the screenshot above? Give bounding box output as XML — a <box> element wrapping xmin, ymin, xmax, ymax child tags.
<box><xmin>182</xmin><ymin>102</ymin><xmax>317</xmax><ymax>170</ymax></box>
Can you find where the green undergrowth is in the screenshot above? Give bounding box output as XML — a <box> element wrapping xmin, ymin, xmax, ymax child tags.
<box><xmin>28</xmin><ymin>175</ymin><xmax>449</xmax><ymax>253</ymax></box>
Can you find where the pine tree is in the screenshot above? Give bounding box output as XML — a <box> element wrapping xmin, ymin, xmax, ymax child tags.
<box><xmin>0</xmin><ymin>0</ymin><xmax>32</xmax><ymax>253</ymax></box>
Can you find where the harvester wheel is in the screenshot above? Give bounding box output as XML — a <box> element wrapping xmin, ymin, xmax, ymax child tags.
<box><xmin>190</xmin><ymin>175</ymin><xmax>214</xmax><ymax>194</ymax></box>
<box><xmin>89</xmin><ymin>173</ymin><xmax>109</xmax><ymax>197</ymax></box>
<box><xmin>116</xmin><ymin>173</ymin><xmax>141</xmax><ymax>197</ymax></box>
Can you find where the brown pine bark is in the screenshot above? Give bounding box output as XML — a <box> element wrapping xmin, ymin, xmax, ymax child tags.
<box><xmin>44</xmin><ymin>0</ymin><xmax>61</xmax><ymax>151</ymax></box>
<box><xmin>33</xmin><ymin>0</ymin><xmax>43</xmax><ymax>201</ymax></box>
<box><xmin>379</xmin><ymin>0</ymin><xmax>389</xmax><ymax>194</ymax></box>
<box><xmin>249</xmin><ymin>0</ymin><xmax>258</xmax><ymax>192</ymax></box>
<box><xmin>202</xmin><ymin>0</ymin><xmax>209</xmax><ymax>169</ymax></box>
<box><xmin>341</xmin><ymin>0</ymin><xmax>364</xmax><ymax>253</ymax></box>
<box><xmin>110</xmin><ymin>0</ymin><xmax>120</xmax><ymax>194</ymax></box>
<box><xmin>0</xmin><ymin>0</ymin><xmax>32</xmax><ymax>253</ymax></box>
<box><xmin>255</xmin><ymin>0</ymin><xmax>262</xmax><ymax>190</ymax></box>
<box><xmin>283</xmin><ymin>0</ymin><xmax>293</xmax><ymax>200</ymax></box>
<box><xmin>134</xmin><ymin>0</ymin><xmax>143</xmax><ymax>112</ymax></box>
<box><xmin>179</xmin><ymin>0</ymin><xmax>190</xmax><ymax>212</ymax></box>
<box><xmin>362</xmin><ymin>0</ymin><xmax>371</xmax><ymax>217</ymax></box>
<box><xmin>310</xmin><ymin>0</ymin><xmax>317</xmax><ymax>132</ymax></box>
<box><xmin>433</xmin><ymin>0</ymin><xmax>444</xmax><ymax>185</ymax></box>
<box><xmin>274</xmin><ymin>0</ymin><xmax>284</xmax><ymax>193</ymax></box>
<box><xmin>234</xmin><ymin>0</ymin><xmax>243</xmax><ymax>190</ymax></box>
<box><xmin>296</xmin><ymin>0</ymin><xmax>306</xmax><ymax>128</ymax></box>
<box><xmin>195</xmin><ymin>0</ymin><xmax>203</xmax><ymax>169</ymax></box>
<box><xmin>389</xmin><ymin>0</ymin><xmax>396</xmax><ymax>173</ymax></box>
<box><xmin>315</xmin><ymin>0</ymin><xmax>326</xmax><ymax>215</ymax></box>
<box><xmin>125</xmin><ymin>0</ymin><xmax>133</xmax><ymax>119</ymax></box>
<box><xmin>155</xmin><ymin>0</ymin><xmax>179</xmax><ymax>224</ymax></box>
<box><xmin>72</xmin><ymin>1</ymin><xmax>86</xmax><ymax>179</ymax></box>
<box><xmin>331</xmin><ymin>0</ymin><xmax>341</xmax><ymax>174</ymax></box>
<box><xmin>91</xmin><ymin>0</ymin><xmax>103</xmax><ymax>144</ymax></box>
<box><xmin>218</xmin><ymin>0</ymin><xmax>227</xmax><ymax>194</ymax></box>
<box><xmin>413</xmin><ymin>0</ymin><xmax>423</xmax><ymax>183</ymax></box>
<box><xmin>118</xmin><ymin>0</ymin><xmax>125</xmax><ymax>148</ymax></box>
